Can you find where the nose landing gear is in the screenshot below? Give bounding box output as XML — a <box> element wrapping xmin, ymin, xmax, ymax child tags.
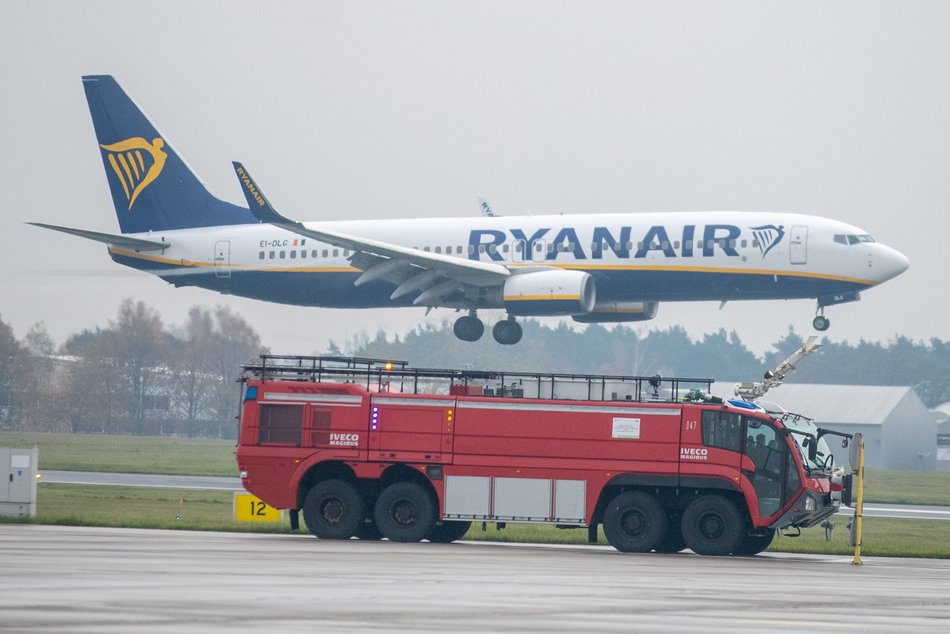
<box><xmin>813</xmin><ymin>311</ymin><xmax>830</xmax><ymax>332</ymax></box>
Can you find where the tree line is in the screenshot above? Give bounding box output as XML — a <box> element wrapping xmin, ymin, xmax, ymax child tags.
<box><xmin>2</xmin><ymin>304</ymin><xmax>948</xmax><ymax>439</ymax></box>
<box><xmin>0</xmin><ymin>300</ymin><xmax>266</xmax><ymax>438</ymax></box>
<box><xmin>339</xmin><ymin>321</ymin><xmax>950</xmax><ymax>409</ymax></box>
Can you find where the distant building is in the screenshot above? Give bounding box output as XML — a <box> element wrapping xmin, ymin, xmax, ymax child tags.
<box><xmin>712</xmin><ymin>383</ymin><xmax>937</xmax><ymax>472</ymax></box>
<box><xmin>934</xmin><ymin>402</ymin><xmax>950</xmax><ymax>473</ymax></box>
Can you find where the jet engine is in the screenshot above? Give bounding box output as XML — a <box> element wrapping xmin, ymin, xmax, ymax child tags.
<box><xmin>494</xmin><ymin>270</ymin><xmax>596</xmax><ymax>316</ymax></box>
<box><xmin>572</xmin><ymin>301</ymin><xmax>659</xmax><ymax>323</ymax></box>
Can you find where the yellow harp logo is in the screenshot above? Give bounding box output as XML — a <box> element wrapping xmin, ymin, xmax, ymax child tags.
<box><xmin>99</xmin><ymin>137</ymin><xmax>168</xmax><ymax>209</ymax></box>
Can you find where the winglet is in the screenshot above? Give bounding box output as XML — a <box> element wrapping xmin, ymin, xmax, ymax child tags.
<box><xmin>477</xmin><ymin>196</ymin><xmax>497</xmax><ymax>217</ymax></box>
<box><xmin>232</xmin><ymin>161</ymin><xmax>287</xmax><ymax>224</ymax></box>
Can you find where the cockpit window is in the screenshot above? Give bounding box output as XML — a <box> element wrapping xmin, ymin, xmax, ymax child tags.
<box><xmin>834</xmin><ymin>234</ymin><xmax>876</xmax><ymax>245</ymax></box>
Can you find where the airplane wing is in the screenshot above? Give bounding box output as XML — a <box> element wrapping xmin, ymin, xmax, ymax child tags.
<box><xmin>27</xmin><ymin>222</ymin><xmax>169</xmax><ymax>251</ymax></box>
<box><xmin>233</xmin><ymin>163</ymin><xmax>510</xmax><ymax>306</ymax></box>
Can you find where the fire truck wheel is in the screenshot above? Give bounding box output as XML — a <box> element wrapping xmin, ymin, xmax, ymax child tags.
<box><xmin>681</xmin><ymin>495</ymin><xmax>746</xmax><ymax>556</ymax></box>
<box><xmin>374</xmin><ymin>482</ymin><xmax>437</xmax><ymax>542</ymax></box>
<box><xmin>733</xmin><ymin>529</ymin><xmax>775</xmax><ymax>556</ymax></box>
<box><xmin>302</xmin><ymin>479</ymin><xmax>366</xmax><ymax>540</ymax></box>
<box><xmin>603</xmin><ymin>491</ymin><xmax>668</xmax><ymax>553</ymax></box>
<box><xmin>427</xmin><ymin>520</ymin><xmax>472</xmax><ymax>543</ymax></box>
<box><xmin>653</xmin><ymin>524</ymin><xmax>687</xmax><ymax>553</ymax></box>
<box><xmin>355</xmin><ymin>518</ymin><xmax>383</xmax><ymax>541</ymax></box>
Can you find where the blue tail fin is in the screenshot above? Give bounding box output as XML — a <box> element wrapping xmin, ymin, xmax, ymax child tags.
<box><xmin>83</xmin><ymin>75</ymin><xmax>255</xmax><ymax>233</ymax></box>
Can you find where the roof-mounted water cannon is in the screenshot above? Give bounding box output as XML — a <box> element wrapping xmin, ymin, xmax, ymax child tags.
<box><xmin>735</xmin><ymin>336</ymin><xmax>821</xmax><ymax>401</ymax></box>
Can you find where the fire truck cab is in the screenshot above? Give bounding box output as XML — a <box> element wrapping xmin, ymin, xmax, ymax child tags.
<box><xmin>236</xmin><ymin>356</ymin><xmax>841</xmax><ymax>556</ymax></box>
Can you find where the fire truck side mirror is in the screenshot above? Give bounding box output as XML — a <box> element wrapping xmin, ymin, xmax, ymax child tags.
<box><xmin>806</xmin><ymin>437</ymin><xmax>819</xmax><ymax>463</ymax></box>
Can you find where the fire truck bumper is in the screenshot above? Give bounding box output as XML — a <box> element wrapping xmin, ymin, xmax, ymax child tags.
<box><xmin>769</xmin><ymin>491</ymin><xmax>839</xmax><ymax>530</ymax></box>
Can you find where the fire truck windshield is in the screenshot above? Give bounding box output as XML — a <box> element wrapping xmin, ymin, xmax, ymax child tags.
<box><xmin>782</xmin><ymin>415</ymin><xmax>834</xmax><ymax>473</ymax></box>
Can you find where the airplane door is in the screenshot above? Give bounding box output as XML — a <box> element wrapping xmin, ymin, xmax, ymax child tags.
<box><xmin>531</xmin><ymin>239</ymin><xmax>548</xmax><ymax>262</ymax></box>
<box><xmin>214</xmin><ymin>240</ymin><xmax>231</xmax><ymax>278</ymax></box>
<box><xmin>789</xmin><ymin>226</ymin><xmax>807</xmax><ymax>265</ymax></box>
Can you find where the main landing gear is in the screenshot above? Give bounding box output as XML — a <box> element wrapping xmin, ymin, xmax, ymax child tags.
<box><xmin>453</xmin><ymin>312</ymin><xmax>523</xmax><ymax>345</ymax></box>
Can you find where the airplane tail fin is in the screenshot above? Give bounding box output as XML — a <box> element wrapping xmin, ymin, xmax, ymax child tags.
<box><xmin>82</xmin><ymin>75</ymin><xmax>255</xmax><ymax>234</ymax></box>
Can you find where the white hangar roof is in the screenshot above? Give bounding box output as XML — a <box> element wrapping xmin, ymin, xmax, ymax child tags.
<box><xmin>711</xmin><ymin>383</ymin><xmax>915</xmax><ymax>425</ymax></box>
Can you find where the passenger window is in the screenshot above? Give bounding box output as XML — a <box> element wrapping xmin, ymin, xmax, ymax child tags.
<box><xmin>312</xmin><ymin>250</ymin><xmax>318</xmax><ymax>258</ymax></box>
<box><xmin>269</xmin><ymin>251</ymin><xmax>275</xmax><ymax>259</ymax></box>
<box><xmin>434</xmin><ymin>246</ymin><xmax>442</xmax><ymax>254</ymax></box>
<box><xmin>701</xmin><ymin>410</ymin><xmax>743</xmax><ymax>452</ymax></box>
<box><xmin>322</xmin><ymin>249</ymin><xmax>328</xmax><ymax>257</ymax></box>
<box><xmin>300</xmin><ymin>250</ymin><xmax>307</xmax><ymax>259</ymax></box>
<box><xmin>290</xmin><ymin>250</ymin><xmax>296</xmax><ymax>259</ymax></box>
<box><xmin>333</xmin><ymin>249</ymin><xmax>339</xmax><ymax>257</ymax></box>
<box><xmin>259</xmin><ymin>251</ymin><xmax>265</xmax><ymax>260</ymax></box>
<box><xmin>279</xmin><ymin>251</ymin><xmax>286</xmax><ymax>259</ymax></box>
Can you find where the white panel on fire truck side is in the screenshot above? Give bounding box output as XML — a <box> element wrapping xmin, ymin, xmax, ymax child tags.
<box><xmin>553</xmin><ymin>480</ymin><xmax>586</xmax><ymax>524</ymax></box>
<box><xmin>444</xmin><ymin>476</ymin><xmax>490</xmax><ymax>519</ymax></box>
<box><xmin>493</xmin><ymin>477</ymin><xmax>552</xmax><ymax>521</ymax></box>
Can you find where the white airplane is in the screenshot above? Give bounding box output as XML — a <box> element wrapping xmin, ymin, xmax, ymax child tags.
<box><xmin>30</xmin><ymin>76</ymin><xmax>909</xmax><ymax>345</ymax></box>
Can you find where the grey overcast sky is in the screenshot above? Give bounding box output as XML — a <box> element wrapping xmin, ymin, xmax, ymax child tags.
<box><xmin>1</xmin><ymin>1</ymin><xmax>947</xmax><ymax>356</ymax></box>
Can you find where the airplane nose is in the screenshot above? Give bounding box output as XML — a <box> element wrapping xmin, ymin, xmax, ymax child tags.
<box><xmin>876</xmin><ymin>245</ymin><xmax>910</xmax><ymax>282</ymax></box>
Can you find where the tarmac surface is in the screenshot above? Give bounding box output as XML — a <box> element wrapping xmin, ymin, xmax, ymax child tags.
<box><xmin>2</xmin><ymin>524</ymin><xmax>950</xmax><ymax>632</ymax></box>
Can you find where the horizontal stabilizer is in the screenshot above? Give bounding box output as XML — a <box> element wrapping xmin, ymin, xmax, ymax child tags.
<box><xmin>27</xmin><ymin>222</ymin><xmax>169</xmax><ymax>251</ymax></box>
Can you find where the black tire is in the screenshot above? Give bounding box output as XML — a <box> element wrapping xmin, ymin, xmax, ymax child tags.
<box><xmin>374</xmin><ymin>482</ymin><xmax>437</xmax><ymax>543</ymax></box>
<box><xmin>603</xmin><ymin>491</ymin><xmax>668</xmax><ymax>553</ymax></box>
<box><xmin>653</xmin><ymin>522</ymin><xmax>687</xmax><ymax>553</ymax></box>
<box><xmin>492</xmin><ymin>320</ymin><xmax>523</xmax><ymax>345</ymax></box>
<box><xmin>813</xmin><ymin>315</ymin><xmax>830</xmax><ymax>331</ymax></box>
<box><xmin>355</xmin><ymin>518</ymin><xmax>383</xmax><ymax>541</ymax></box>
<box><xmin>302</xmin><ymin>479</ymin><xmax>365</xmax><ymax>540</ymax></box>
<box><xmin>453</xmin><ymin>316</ymin><xmax>484</xmax><ymax>342</ymax></box>
<box><xmin>734</xmin><ymin>529</ymin><xmax>775</xmax><ymax>556</ymax></box>
<box><xmin>427</xmin><ymin>520</ymin><xmax>472</xmax><ymax>544</ymax></box>
<box><xmin>681</xmin><ymin>495</ymin><xmax>747</xmax><ymax>556</ymax></box>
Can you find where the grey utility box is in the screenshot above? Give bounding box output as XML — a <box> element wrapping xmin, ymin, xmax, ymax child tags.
<box><xmin>0</xmin><ymin>447</ymin><xmax>38</xmax><ymax>517</ymax></box>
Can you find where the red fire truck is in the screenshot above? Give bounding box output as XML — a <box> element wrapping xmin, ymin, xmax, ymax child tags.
<box><xmin>237</xmin><ymin>355</ymin><xmax>844</xmax><ymax>556</ymax></box>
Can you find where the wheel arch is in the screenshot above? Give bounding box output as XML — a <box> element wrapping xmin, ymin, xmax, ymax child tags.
<box><xmin>296</xmin><ymin>461</ymin><xmax>357</xmax><ymax>509</ymax></box>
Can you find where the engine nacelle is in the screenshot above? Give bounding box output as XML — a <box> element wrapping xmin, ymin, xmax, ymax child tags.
<box><xmin>572</xmin><ymin>301</ymin><xmax>659</xmax><ymax>323</ymax></box>
<box><xmin>498</xmin><ymin>270</ymin><xmax>596</xmax><ymax>316</ymax></box>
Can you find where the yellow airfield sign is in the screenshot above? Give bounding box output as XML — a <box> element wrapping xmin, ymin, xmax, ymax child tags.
<box><xmin>233</xmin><ymin>492</ymin><xmax>282</xmax><ymax>523</ymax></box>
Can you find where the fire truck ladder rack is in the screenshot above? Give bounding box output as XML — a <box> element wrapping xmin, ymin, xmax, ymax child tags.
<box><xmin>242</xmin><ymin>355</ymin><xmax>713</xmax><ymax>404</ymax></box>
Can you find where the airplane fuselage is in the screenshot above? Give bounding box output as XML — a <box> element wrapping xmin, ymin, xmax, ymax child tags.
<box><xmin>107</xmin><ymin>211</ymin><xmax>906</xmax><ymax>310</ymax></box>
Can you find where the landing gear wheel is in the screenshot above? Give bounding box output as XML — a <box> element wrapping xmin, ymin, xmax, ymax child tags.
<box><xmin>492</xmin><ymin>319</ymin><xmax>523</xmax><ymax>345</ymax></box>
<box><xmin>733</xmin><ymin>529</ymin><xmax>775</xmax><ymax>556</ymax></box>
<box><xmin>453</xmin><ymin>315</ymin><xmax>485</xmax><ymax>342</ymax></box>
<box><xmin>681</xmin><ymin>495</ymin><xmax>746</xmax><ymax>556</ymax></box>
<box><xmin>426</xmin><ymin>520</ymin><xmax>472</xmax><ymax>543</ymax></box>
<box><xmin>603</xmin><ymin>491</ymin><xmax>668</xmax><ymax>553</ymax></box>
<box><xmin>374</xmin><ymin>482</ymin><xmax>436</xmax><ymax>542</ymax></box>
<box><xmin>813</xmin><ymin>315</ymin><xmax>830</xmax><ymax>331</ymax></box>
<box><xmin>302</xmin><ymin>479</ymin><xmax>365</xmax><ymax>540</ymax></box>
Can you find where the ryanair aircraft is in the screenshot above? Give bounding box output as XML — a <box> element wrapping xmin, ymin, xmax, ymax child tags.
<box><xmin>31</xmin><ymin>76</ymin><xmax>909</xmax><ymax>345</ymax></box>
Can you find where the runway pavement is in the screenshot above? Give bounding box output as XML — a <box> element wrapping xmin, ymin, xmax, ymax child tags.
<box><xmin>2</xmin><ymin>524</ymin><xmax>949</xmax><ymax>633</ymax></box>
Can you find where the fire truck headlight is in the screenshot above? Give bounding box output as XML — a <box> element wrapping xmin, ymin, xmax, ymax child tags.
<box><xmin>804</xmin><ymin>495</ymin><xmax>817</xmax><ymax>512</ymax></box>
<box><xmin>240</xmin><ymin>470</ymin><xmax>248</xmax><ymax>479</ymax></box>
